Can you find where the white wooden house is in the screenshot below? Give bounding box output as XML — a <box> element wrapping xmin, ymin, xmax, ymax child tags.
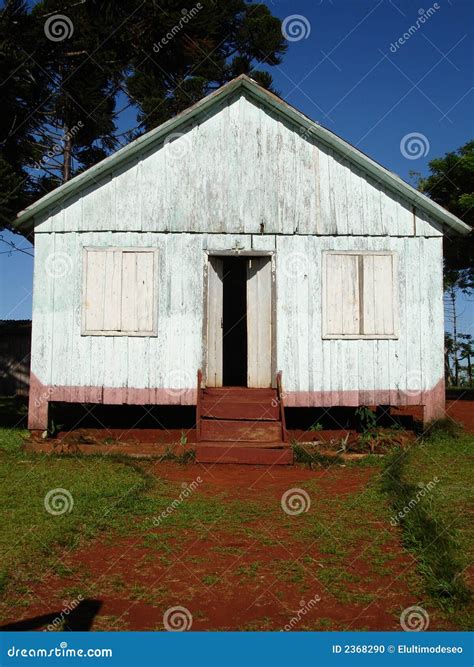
<box><xmin>14</xmin><ymin>75</ymin><xmax>470</xmax><ymax>456</ymax></box>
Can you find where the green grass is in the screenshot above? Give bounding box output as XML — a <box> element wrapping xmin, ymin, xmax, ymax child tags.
<box><xmin>381</xmin><ymin>427</ymin><xmax>473</xmax><ymax>611</ymax></box>
<box><xmin>236</xmin><ymin>562</ymin><xmax>261</xmax><ymax>580</ymax></box>
<box><xmin>292</xmin><ymin>443</ymin><xmax>344</xmax><ymax>467</ymax></box>
<box><xmin>0</xmin><ymin>427</ymin><xmax>152</xmax><ymax>595</ymax></box>
<box><xmin>202</xmin><ymin>574</ymin><xmax>221</xmax><ymax>585</ymax></box>
<box><xmin>0</xmin><ymin>426</ymin><xmax>268</xmax><ymax>598</ymax></box>
<box><xmin>406</xmin><ymin>428</ymin><xmax>473</xmax><ymax>566</ymax></box>
<box><xmin>1</xmin><ymin>422</ymin><xmax>472</xmax><ymax>630</ymax></box>
<box><xmin>0</xmin><ymin>427</ymin><xmax>30</xmax><ymax>454</ymax></box>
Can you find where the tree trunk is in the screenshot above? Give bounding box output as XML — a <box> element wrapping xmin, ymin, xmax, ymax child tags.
<box><xmin>450</xmin><ymin>287</ymin><xmax>459</xmax><ymax>386</ymax></box>
<box><xmin>444</xmin><ymin>349</ymin><xmax>455</xmax><ymax>387</ymax></box>
<box><xmin>63</xmin><ymin>128</ymin><xmax>72</xmax><ymax>183</ymax></box>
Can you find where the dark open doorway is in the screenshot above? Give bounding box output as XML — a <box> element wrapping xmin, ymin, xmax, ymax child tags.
<box><xmin>222</xmin><ymin>257</ymin><xmax>247</xmax><ymax>386</ymax></box>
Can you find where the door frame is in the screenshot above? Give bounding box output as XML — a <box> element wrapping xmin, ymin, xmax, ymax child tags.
<box><xmin>202</xmin><ymin>250</ymin><xmax>277</xmax><ymax>388</ymax></box>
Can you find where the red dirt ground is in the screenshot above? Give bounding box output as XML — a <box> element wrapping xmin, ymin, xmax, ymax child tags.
<box><xmin>393</xmin><ymin>399</ymin><xmax>474</xmax><ymax>434</ymax></box>
<box><xmin>0</xmin><ymin>463</ymin><xmax>452</xmax><ymax>632</ymax></box>
<box><xmin>12</xmin><ymin>401</ymin><xmax>471</xmax><ymax>631</ymax></box>
<box><xmin>446</xmin><ymin>399</ymin><xmax>474</xmax><ymax>433</ymax></box>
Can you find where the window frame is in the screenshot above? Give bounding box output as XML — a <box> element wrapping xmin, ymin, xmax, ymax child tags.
<box><xmin>322</xmin><ymin>250</ymin><xmax>399</xmax><ymax>340</ymax></box>
<box><xmin>81</xmin><ymin>246</ymin><xmax>158</xmax><ymax>337</ymax></box>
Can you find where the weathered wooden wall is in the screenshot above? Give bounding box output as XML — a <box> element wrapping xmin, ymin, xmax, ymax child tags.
<box><xmin>30</xmin><ymin>232</ymin><xmax>443</xmax><ymax>405</ymax></box>
<box><xmin>275</xmin><ymin>235</ymin><xmax>443</xmax><ymax>407</ymax></box>
<box><xmin>35</xmin><ymin>95</ymin><xmax>442</xmax><ymax>238</ymax></box>
<box><xmin>28</xmin><ymin>92</ymin><xmax>445</xmax><ymax>426</ymax></box>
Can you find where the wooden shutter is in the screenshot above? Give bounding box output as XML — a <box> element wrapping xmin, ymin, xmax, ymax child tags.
<box><xmin>323</xmin><ymin>252</ymin><xmax>397</xmax><ymax>338</ymax></box>
<box><xmin>82</xmin><ymin>248</ymin><xmax>157</xmax><ymax>335</ymax></box>
<box><xmin>121</xmin><ymin>251</ymin><xmax>155</xmax><ymax>333</ymax></box>
<box><xmin>324</xmin><ymin>253</ymin><xmax>360</xmax><ymax>336</ymax></box>
<box><xmin>362</xmin><ymin>254</ymin><xmax>396</xmax><ymax>336</ymax></box>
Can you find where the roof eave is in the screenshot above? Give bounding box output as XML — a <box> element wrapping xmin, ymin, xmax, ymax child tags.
<box><xmin>14</xmin><ymin>75</ymin><xmax>471</xmax><ymax>236</ymax></box>
<box><xmin>14</xmin><ymin>75</ymin><xmax>248</xmax><ymax>233</ymax></box>
<box><xmin>245</xmin><ymin>82</ymin><xmax>471</xmax><ymax>236</ymax></box>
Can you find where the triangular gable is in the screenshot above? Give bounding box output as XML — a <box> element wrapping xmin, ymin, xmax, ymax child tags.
<box><xmin>14</xmin><ymin>75</ymin><xmax>470</xmax><ymax>235</ymax></box>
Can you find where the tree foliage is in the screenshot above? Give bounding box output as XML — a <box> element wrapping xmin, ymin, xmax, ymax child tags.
<box><xmin>0</xmin><ymin>0</ymin><xmax>45</xmax><ymax>226</ymax></box>
<box><xmin>418</xmin><ymin>140</ymin><xmax>474</xmax><ymax>281</ymax></box>
<box><xmin>29</xmin><ymin>0</ymin><xmax>124</xmax><ymax>185</ymax></box>
<box><xmin>0</xmin><ymin>0</ymin><xmax>286</xmax><ymax>233</ymax></box>
<box><xmin>123</xmin><ymin>0</ymin><xmax>285</xmax><ymax>129</ymax></box>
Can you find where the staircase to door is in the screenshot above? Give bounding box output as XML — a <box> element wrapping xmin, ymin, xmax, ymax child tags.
<box><xmin>196</xmin><ymin>371</ymin><xmax>292</xmax><ymax>465</ymax></box>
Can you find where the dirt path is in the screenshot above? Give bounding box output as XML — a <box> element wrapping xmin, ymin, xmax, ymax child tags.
<box><xmin>0</xmin><ymin>463</ymin><xmax>448</xmax><ymax>631</ymax></box>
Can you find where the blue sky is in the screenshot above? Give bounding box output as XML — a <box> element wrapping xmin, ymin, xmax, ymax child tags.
<box><xmin>0</xmin><ymin>0</ymin><xmax>473</xmax><ymax>333</ymax></box>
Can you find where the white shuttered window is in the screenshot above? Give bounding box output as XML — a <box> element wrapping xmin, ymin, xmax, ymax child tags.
<box><xmin>323</xmin><ymin>251</ymin><xmax>398</xmax><ymax>339</ymax></box>
<box><xmin>82</xmin><ymin>248</ymin><xmax>157</xmax><ymax>336</ymax></box>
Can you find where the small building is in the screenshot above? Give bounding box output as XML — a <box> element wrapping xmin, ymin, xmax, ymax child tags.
<box><xmin>14</xmin><ymin>76</ymin><xmax>470</xmax><ymax>460</ymax></box>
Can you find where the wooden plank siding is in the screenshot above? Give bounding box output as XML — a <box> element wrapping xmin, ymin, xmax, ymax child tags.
<box><xmin>27</xmin><ymin>91</ymin><xmax>446</xmax><ymax>421</ymax></box>
<box><xmin>247</xmin><ymin>257</ymin><xmax>272</xmax><ymax>388</ymax></box>
<box><xmin>206</xmin><ymin>257</ymin><xmax>224</xmax><ymax>387</ymax></box>
<box><xmin>30</xmin><ymin>231</ymin><xmax>444</xmax><ymax>406</ymax></box>
<box><xmin>35</xmin><ymin>95</ymin><xmax>442</xmax><ymax>238</ymax></box>
<box><xmin>275</xmin><ymin>234</ymin><xmax>443</xmax><ymax>406</ymax></box>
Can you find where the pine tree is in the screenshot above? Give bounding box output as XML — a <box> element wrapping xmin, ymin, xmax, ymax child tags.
<box><xmin>124</xmin><ymin>0</ymin><xmax>286</xmax><ymax>130</ymax></box>
<box><xmin>0</xmin><ymin>0</ymin><xmax>45</xmax><ymax>228</ymax></box>
<box><xmin>0</xmin><ymin>0</ymin><xmax>286</xmax><ymax>232</ymax></box>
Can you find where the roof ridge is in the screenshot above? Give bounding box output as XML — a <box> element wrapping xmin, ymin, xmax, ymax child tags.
<box><xmin>13</xmin><ymin>75</ymin><xmax>470</xmax><ymax>236</ymax></box>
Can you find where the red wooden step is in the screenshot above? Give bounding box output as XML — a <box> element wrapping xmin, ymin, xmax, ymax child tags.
<box><xmin>200</xmin><ymin>419</ymin><xmax>282</xmax><ymax>442</ymax></box>
<box><xmin>201</xmin><ymin>399</ymin><xmax>279</xmax><ymax>421</ymax></box>
<box><xmin>201</xmin><ymin>392</ymin><xmax>278</xmax><ymax>406</ymax></box>
<box><xmin>198</xmin><ymin>440</ymin><xmax>287</xmax><ymax>448</ymax></box>
<box><xmin>202</xmin><ymin>387</ymin><xmax>277</xmax><ymax>399</ymax></box>
<box><xmin>196</xmin><ymin>444</ymin><xmax>293</xmax><ymax>465</ymax></box>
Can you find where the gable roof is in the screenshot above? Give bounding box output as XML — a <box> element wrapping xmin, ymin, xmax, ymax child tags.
<box><xmin>14</xmin><ymin>74</ymin><xmax>471</xmax><ymax>235</ymax></box>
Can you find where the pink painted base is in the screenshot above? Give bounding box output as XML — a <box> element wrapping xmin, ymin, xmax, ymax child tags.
<box><xmin>283</xmin><ymin>381</ymin><xmax>444</xmax><ymax>410</ymax></box>
<box><xmin>28</xmin><ymin>373</ymin><xmax>197</xmax><ymax>430</ymax></box>
<box><xmin>283</xmin><ymin>378</ymin><xmax>446</xmax><ymax>424</ymax></box>
<box><xmin>28</xmin><ymin>374</ymin><xmax>446</xmax><ymax>430</ymax></box>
